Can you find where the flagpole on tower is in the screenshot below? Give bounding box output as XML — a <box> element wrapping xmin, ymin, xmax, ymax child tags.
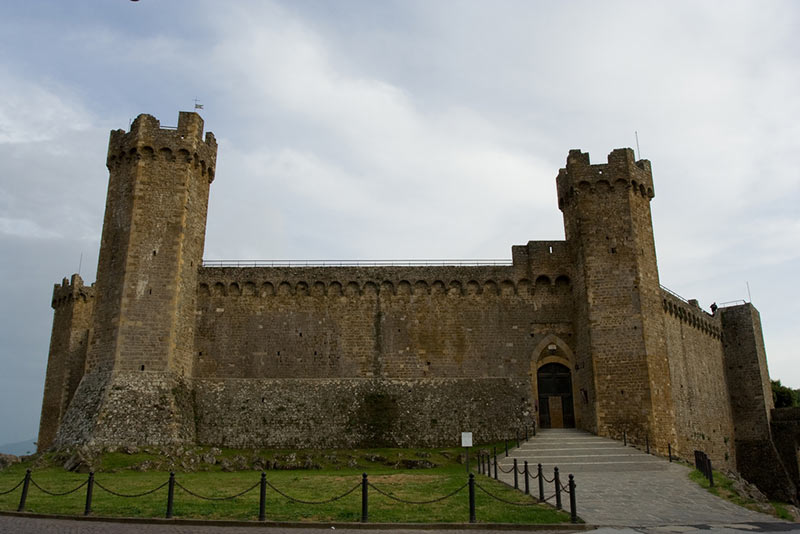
<box><xmin>193</xmin><ymin>97</ymin><xmax>204</xmax><ymax>111</ymax></box>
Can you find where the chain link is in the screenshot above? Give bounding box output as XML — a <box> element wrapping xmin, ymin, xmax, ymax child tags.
<box><xmin>497</xmin><ymin>465</ymin><xmax>515</xmax><ymax>474</ymax></box>
<box><xmin>175</xmin><ymin>480</ymin><xmax>259</xmax><ymax>501</ymax></box>
<box><xmin>474</xmin><ymin>482</ymin><xmax>537</xmax><ymax>506</ymax></box>
<box><xmin>94</xmin><ymin>479</ymin><xmax>168</xmax><ymax>498</ymax></box>
<box><xmin>30</xmin><ymin>477</ymin><xmax>88</xmax><ymax>496</ymax></box>
<box><xmin>368</xmin><ymin>481</ymin><xmax>467</xmax><ymax>505</ymax></box>
<box><xmin>265</xmin><ymin>479</ymin><xmax>361</xmax><ymax>505</ymax></box>
<box><xmin>0</xmin><ymin>477</ymin><xmax>25</xmax><ymax>496</ymax></box>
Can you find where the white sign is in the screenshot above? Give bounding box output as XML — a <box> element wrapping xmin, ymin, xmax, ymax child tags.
<box><xmin>461</xmin><ymin>431</ymin><xmax>473</xmax><ymax>447</ymax></box>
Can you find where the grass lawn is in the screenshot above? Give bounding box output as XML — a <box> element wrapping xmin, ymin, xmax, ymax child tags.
<box><xmin>0</xmin><ymin>445</ymin><xmax>573</xmax><ymax>524</ymax></box>
<box><xmin>688</xmin><ymin>468</ymin><xmax>796</xmax><ymax>522</ymax></box>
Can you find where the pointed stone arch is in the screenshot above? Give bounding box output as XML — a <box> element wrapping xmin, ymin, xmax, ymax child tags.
<box><xmin>531</xmin><ymin>334</ymin><xmax>574</xmax><ymax>368</ymax></box>
<box><xmin>530</xmin><ymin>334</ymin><xmax>576</xmax><ymax>429</ymax></box>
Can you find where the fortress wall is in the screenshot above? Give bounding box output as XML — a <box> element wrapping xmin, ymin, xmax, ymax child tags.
<box><xmin>191</xmin><ymin>264</ymin><xmax>574</xmax><ymax>446</ymax></box>
<box><xmin>193</xmin><ymin>377</ymin><xmax>532</xmax><ymax>448</ymax></box>
<box><xmin>661</xmin><ymin>291</ymin><xmax>734</xmax><ymax>468</ymax></box>
<box><xmin>194</xmin><ymin>266</ymin><xmax>574</xmax><ymax>381</ymax></box>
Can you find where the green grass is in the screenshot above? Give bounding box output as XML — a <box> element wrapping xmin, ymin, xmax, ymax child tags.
<box><xmin>0</xmin><ymin>445</ymin><xmax>572</xmax><ymax>524</ymax></box>
<box><xmin>688</xmin><ymin>468</ymin><xmax>795</xmax><ymax>521</ymax></box>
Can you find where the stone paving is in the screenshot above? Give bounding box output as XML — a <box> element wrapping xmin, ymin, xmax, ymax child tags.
<box><xmin>0</xmin><ymin>515</ymin><xmax>573</xmax><ymax>534</ymax></box>
<box><xmin>493</xmin><ymin>428</ymin><xmax>784</xmax><ymax>527</ymax></box>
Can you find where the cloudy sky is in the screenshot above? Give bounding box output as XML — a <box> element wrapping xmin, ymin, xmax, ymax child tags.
<box><xmin>0</xmin><ymin>1</ymin><xmax>798</xmax><ymax>446</ymax></box>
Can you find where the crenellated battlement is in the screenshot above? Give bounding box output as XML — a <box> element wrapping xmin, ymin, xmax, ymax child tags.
<box><xmin>197</xmin><ymin>266</ymin><xmax>573</xmax><ymax>299</ymax></box>
<box><xmin>51</xmin><ymin>274</ymin><xmax>95</xmax><ymax>309</ymax></box>
<box><xmin>556</xmin><ymin>148</ymin><xmax>653</xmax><ymax>211</ymax></box>
<box><xmin>661</xmin><ymin>289</ymin><xmax>721</xmax><ymax>340</ymax></box>
<box><xmin>106</xmin><ymin>112</ymin><xmax>217</xmax><ymax>182</ymax></box>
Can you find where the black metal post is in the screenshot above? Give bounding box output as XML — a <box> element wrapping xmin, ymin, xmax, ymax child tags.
<box><xmin>646</xmin><ymin>435</ymin><xmax>650</xmax><ymax>454</ymax></box>
<box><xmin>513</xmin><ymin>458</ymin><xmax>518</xmax><ymax>489</ymax></box>
<box><xmin>259</xmin><ymin>472</ymin><xmax>266</xmax><ymax>522</ymax></box>
<box><xmin>554</xmin><ymin>467</ymin><xmax>562</xmax><ymax>510</ymax></box>
<box><xmin>533</xmin><ymin>420</ymin><xmax>536</xmax><ymax>437</ymax></box>
<box><xmin>568</xmin><ymin>474</ymin><xmax>577</xmax><ymax>524</ymax></box>
<box><xmin>537</xmin><ymin>463</ymin><xmax>544</xmax><ymax>502</ymax></box>
<box><xmin>166</xmin><ymin>472</ymin><xmax>175</xmax><ymax>519</ymax></box>
<box><xmin>524</xmin><ymin>461</ymin><xmax>530</xmax><ymax>495</ymax></box>
<box><xmin>668</xmin><ymin>443</ymin><xmax>672</xmax><ymax>462</ymax></box>
<box><xmin>17</xmin><ymin>469</ymin><xmax>31</xmax><ymax>512</ymax></box>
<box><xmin>525</xmin><ymin>425</ymin><xmax>529</xmax><ymax>441</ymax></box>
<box><xmin>84</xmin><ymin>472</ymin><xmax>94</xmax><ymax>516</ymax></box>
<box><xmin>361</xmin><ymin>473</ymin><xmax>369</xmax><ymax>522</ymax></box>
<box><xmin>623</xmin><ymin>431</ymin><xmax>627</xmax><ymax>446</ymax></box>
<box><xmin>478</xmin><ymin>453</ymin><xmax>482</xmax><ymax>475</ymax></box>
<box><xmin>516</xmin><ymin>430</ymin><xmax>520</xmax><ymax>448</ymax></box>
<box><xmin>505</xmin><ymin>439</ymin><xmax>508</xmax><ymax>457</ymax></box>
<box><xmin>468</xmin><ymin>474</ymin><xmax>476</xmax><ymax>524</ymax></box>
<box><xmin>493</xmin><ymin>451</ymin><xmax>498</xmax><ymax>480</ymax></box>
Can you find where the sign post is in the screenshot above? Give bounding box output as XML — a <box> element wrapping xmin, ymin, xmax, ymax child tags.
<box><xmin>461</xmin><ymin>431</ymin><xmax>473</xmax><ymax>474</ymax></box>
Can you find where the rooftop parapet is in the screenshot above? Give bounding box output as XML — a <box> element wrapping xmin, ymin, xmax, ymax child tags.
<box><xmin>52</xmin><ymin>273</ymin><xmax>94</xmax><ymax>308</ymax></box>
<box><xmin>106</xmin><ymin>112</ymin><xmax>217</xmax><ymax>182</ymax></box>
<box><xmin>556</xmin><ymin>148</ymin><xmax>653</xmax><ymax>210</ymax></box>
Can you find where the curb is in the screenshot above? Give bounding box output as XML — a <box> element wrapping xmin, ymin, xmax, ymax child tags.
<box><xmin>0</xmin><ymin>511</ymin><xmax>594</xmax><ymax>530</ymax></box>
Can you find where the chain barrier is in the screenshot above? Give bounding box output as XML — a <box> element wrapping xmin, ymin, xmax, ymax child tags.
<box><xmin>94</xmin><ymin>479</ymin><xmax>168</xmax><ymax>498</ymax></box>
<box><xmin>474</xmin><ymin>482</ymin><xmax>537</xmax><ymax>506</ymax></box>
<box><xmin>0</xmin><ymin>477</ymin><xmax>25</xmax><ymax>496</ymax></box>
<box><xmin>368</xmin><ymin>481</ymin><xmax>467</xmax><ymax>505</ymax></box>
<box><xmin>497</xmin><ymin>465</ymin><xmax>515</xmax><ymax>474</ymax></box>
<box><xmin>265</xmin><ymin>479</ymin><xmax>361</xmax><ymax>505</ymax></box>
<box><xmin>29</xmin><ymin>478</ymin><xmax>88</xmax><ymax>496</ymax></box>
<box><xmin>175</xmin><ymin>479</ymin><xmax>260</xmax><ymax>501</ymax></box>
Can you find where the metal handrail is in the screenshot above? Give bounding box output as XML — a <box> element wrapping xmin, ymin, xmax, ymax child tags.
<box><xmin>202</xmin><ymin>259</ymin><xmax>513</xmax><ymax>268</ymax></box>
<box><xmin>660</xmin><ymin>284</ymin><xmax>689</xmax><ymax>304</ymax></box>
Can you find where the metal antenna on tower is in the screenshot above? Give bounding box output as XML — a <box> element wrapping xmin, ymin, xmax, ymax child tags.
<box><xmin>635</xmin><ymin>131</ymin><xmax>641</xmax><ymax>160</ymax></box>
<box><xmin>78</xmin><ymin>251</ymin><xmax>83</xmax><ymax>276</ymax></box>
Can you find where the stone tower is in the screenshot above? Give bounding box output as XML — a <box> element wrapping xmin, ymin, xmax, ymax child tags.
<box><xmin>557</xmin><ymin>148</ymin><xmax>676</xmax><ymax>451</ymax></box>
<box><xmin>53</xmin><ymin>112</ymin><xmax>217</xmax><ymax>447</ymax></box>
<box><xmin>37</xmin><ymin>275</ymin><xmax>94</xmax><ymax>450</ymax></box>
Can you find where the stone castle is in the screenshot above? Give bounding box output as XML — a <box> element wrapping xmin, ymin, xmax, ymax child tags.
<box><xmin>37</xmin><ymin>112</ymin><xmax>799</xmax><ymax>500</ymax></box>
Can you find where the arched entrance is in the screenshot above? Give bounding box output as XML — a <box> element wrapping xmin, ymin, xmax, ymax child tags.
<box><xmin>537</xmin><ymin>362</ymin><xmax>575</xmax><ymax>428</ymax></box>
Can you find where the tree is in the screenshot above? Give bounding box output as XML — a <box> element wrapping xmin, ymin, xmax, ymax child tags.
<box><xmin>771</xmin><ymin>380</ymin><xmax>799</xmax><ymax>408</ymax></box>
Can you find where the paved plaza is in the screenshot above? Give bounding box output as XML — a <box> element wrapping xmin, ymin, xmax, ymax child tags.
<box><xmin>495</xmin><ymin>429</ymin><xmax>783</xmax><ymax>527</ymax></box>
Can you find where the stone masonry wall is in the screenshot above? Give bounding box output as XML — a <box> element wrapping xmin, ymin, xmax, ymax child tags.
<box><xmin>662</xmin><ymin>291</ymin><xmax>734</xmax><ymax>469</ymax></box>
<box><xmin>194</xmin><ymin>264</ymin><xmax>574</xmax><ymax>382</ymax></box>
<box><xmin>194</xmin><ymin>377</ymin><xmax>532</xmax><ymax>448</ymax></box>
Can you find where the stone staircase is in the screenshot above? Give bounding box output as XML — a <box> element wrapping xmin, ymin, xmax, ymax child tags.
<box><xmin>488</xmin><ymin>428</ymin><xmax>779</xmax><ymax>527</ymax></box>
